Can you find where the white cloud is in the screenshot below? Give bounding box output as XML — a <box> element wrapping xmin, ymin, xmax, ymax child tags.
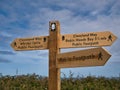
<box><xmin>110</xmin><ymin>0</ymin><xmax>120</xmax><ymax>15</ymax></box>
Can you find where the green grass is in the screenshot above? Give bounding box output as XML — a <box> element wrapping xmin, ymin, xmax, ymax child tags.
<box><xmin>0</xmin><ymin>73</ymin><xmax>120</xmax><ymax>90</ymax></box>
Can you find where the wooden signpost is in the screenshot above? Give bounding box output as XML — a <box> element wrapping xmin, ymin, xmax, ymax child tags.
<box><xmin>57</xmin><ymin>47</ymin><xmax>111</xmax><ymax>68</ymax></box>
<box><xmin>48</xmin><ymin>21</ymin><xmax>60</xmax><ymax>90</ymax></box>
<box><xmin>11</xmin><ymin>21</ymin><xmax>117</xmax><ymax>90</ymax></box>
<box><xmin>11</xmin><ymin>36</ymin><xmax>48</xmax><ymax>51</ymax></box>
<box><xmin>60</xmin><ymin>31</ymin><xmax>117</xmax><ymax>48</ymax></box>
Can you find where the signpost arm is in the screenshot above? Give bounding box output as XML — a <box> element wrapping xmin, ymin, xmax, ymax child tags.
<box><xmin>49</xmin><ymin>21</ymin><xmax>61</xmax><ymax>90</ymax></box>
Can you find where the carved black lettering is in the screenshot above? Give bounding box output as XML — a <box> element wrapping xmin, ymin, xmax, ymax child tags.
<box><xmin>101</xmin><ymin>37</ymin><xmax>106</xmax><ymax>40</ymax></box>
<box><xmin>76</xmin><ymin>38</ymin><xmax>86</xmax><ymax>41</ymax></box>
<box><xmin>83</xmin><ymin>42</ymin><xmax>99</xmax><ymax>46</ymax></box>
<box><xmin>66</xmin><ymin>39</ymin><xmax>74</xmax><ymax>42</ymax></box>
<box><xmin>62</xmin><ymin>36</ymin><xmax>65</xmax><ymax>41</ymax></box>
<box><xmin>58</xmin><ymin>54</ymin><xmax>96</xmax><ymax>63</ymax></box>
<box><xmin>87</xmin><ymin>37</ymin><xmax>94</xmax><ymax>41</ymax></box>
<box><xmin>90</xmin><ymin>33</ymin><xmax>97</xmax><ymax>36</ymax></box>
<box><xmin>72</xmin><ymin>43</ymin><xmax>82</xmax><ymax>46</ymax></box>
<box><xmin>43</xmin><ymin>37</ymin><xmax>46</xmax><ymax>42</ymax></box>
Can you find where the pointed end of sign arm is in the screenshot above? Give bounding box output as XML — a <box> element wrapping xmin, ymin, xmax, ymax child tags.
<box><xmin>100</xmin><ymin>47</ymin><xmax>111</xmax><ymax>66</ymax></box>
<box><xmin>108</xmin><ymin>31</ymin><xmax>117</xmax><ymax>46</ymax></box>
<box><xmin>11</xmin><ymin>39</ymin><xmax>18</xmax><ymax>51</ymax></box>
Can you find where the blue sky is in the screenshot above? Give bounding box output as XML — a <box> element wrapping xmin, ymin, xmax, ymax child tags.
<box><xmin>0</xmin><ymin>0</ymin><xmax>120</xmax><ymax>77</ymax></box>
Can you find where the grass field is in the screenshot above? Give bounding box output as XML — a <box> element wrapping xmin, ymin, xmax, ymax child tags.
<box><xmin>0</xmin><ymin>72</ymin><xmax>120</xmax><ymax>90</ymax></box>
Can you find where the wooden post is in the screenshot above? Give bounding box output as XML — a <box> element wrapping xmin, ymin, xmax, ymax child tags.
<box><xmin>49</xmin><ymin>21</ymin><xmax>61</xmax><ymax>90</ymax></box>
